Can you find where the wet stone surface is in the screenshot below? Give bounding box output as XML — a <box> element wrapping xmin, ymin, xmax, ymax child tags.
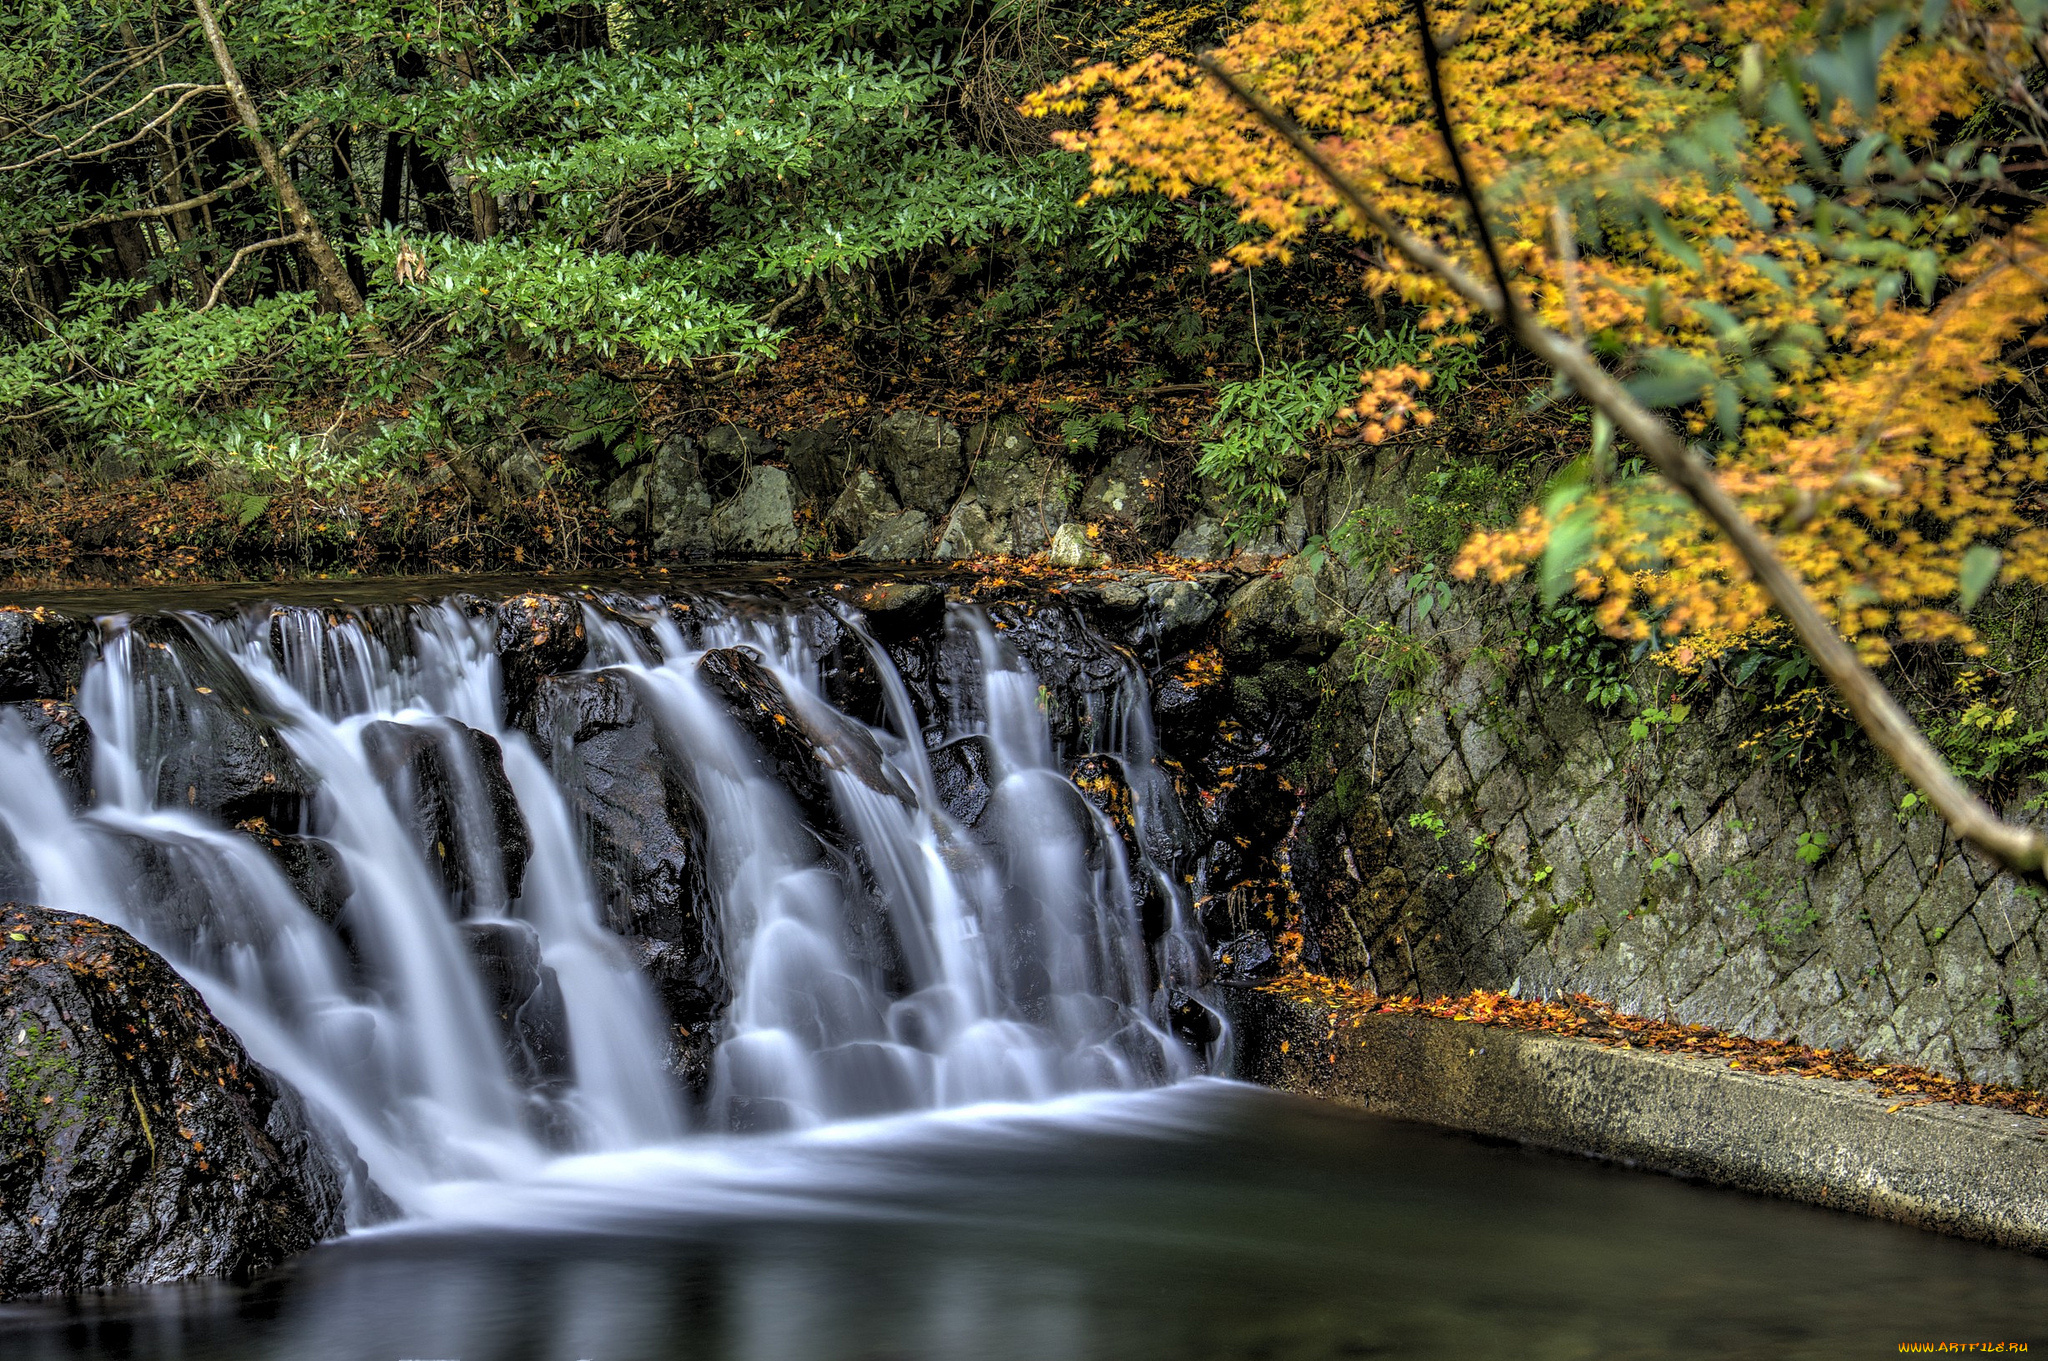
<box><xmin>0</xmin><ymin>905</ymin><xmax>343</xmax><ymax>1299</ymax></box>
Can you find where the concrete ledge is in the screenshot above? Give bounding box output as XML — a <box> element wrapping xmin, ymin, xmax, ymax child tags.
<box><xmin>1225</xmin><ymin>987</ymin><xmax>2048</xmax><ymax>1253</ymax></box>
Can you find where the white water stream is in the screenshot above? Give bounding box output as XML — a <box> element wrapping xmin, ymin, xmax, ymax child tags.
<box><xmin>0</xmin><ymin>590</ymin><xmax>1211</xmax><ymax>1220</ymax></box>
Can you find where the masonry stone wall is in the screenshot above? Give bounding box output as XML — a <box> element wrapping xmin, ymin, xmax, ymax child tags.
<box><xmin>1258</xmin><ymin>451</ymin><xmax>2048</xmax><ymax>1092</ymax></box>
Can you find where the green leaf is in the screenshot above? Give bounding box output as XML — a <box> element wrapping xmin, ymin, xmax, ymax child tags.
<box><xmin>1541</xmin><ymin>499</ymin><xmax>1598</xmax><ymax>605</ymax></box>
<box><xmin>1958</xmin><ymin>543</ymin><xmax>2002</xmax><ymax>612</ymax></box>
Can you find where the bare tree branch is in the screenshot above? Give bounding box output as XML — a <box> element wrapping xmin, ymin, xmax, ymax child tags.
<box><xmin>37</xmin><ymin>118</ymin><xmax>322</xmax><ymax>236</ymax></box>
<box><xmin>195</xmin><ymin>231</ymin><xmax>305</xmax><ymax>311</ymax></box>
<box><xmin>0</xmin><ymin>83</ymin><xmax>223</xmax><ymax>173</ymax></box>
<box><xmin>1196</xmin><ymin>51</ymin><xmax>2048</xmax><ymax>881</ymax></box>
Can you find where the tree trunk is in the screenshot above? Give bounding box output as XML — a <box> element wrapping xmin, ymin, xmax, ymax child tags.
<box><xmin>190</xmin><ymin>0</ymin><xmax>368</xmax><ymax>320</ymax></box>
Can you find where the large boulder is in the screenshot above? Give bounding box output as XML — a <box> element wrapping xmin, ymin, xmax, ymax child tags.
<box><xmin>534</xmin><ymin>672</ymin><xmax>704</xmax><ymax>944</ymax></box>
<box><xmin>871</xmin><ymin>410</ymin><xmax>964</xmax><ymax>517</ymax></box>
<box><xmin>964</xmin><ymin>418</ymin><xmax>1070</xmax><ymax>553</ymax></box>
<box><xmin>653</xmin><ymin>433</ymin><xmax>715</xmax><ymax>556</ymax></box>
<box><xmin>0</xmin><ymin>905</ymin><xmax>345</xmax><ymax>1299</ymax></box>
<box><xmin>0</xmin><ymin>607</ymin><xmax>88</xmax><ymax>701</ymax></box>
<box><xmin>826</xmin><ymin>470</ymin><xmax>901</xmax><ymax>550</ymax></box>
<box><xmin>1079</xmin><ymin>445</ymin><xmax>1165</xmax><ymax>532</ymax></box>
<box><xmin>1219</xmin><ymin>558</ymin><xmax>1342</xmax><ymax>665</ymax></box>
<box><xmin>1170</xmin><ymin>515</ymin><xmax>1230</xmax><ymax>562</ymax></box>
<box><xmin>783</xmin><ymin>420</ymin><xmax>858</xmax><ymax>509</ymax></box>
<box><xmin>697</xmin><ymin>423</ymin><xmax>776</xmax><ymax>500</ymax></box>
<box><xmin>935</xmin><ymin>499</ymin><xmax>1003</xmax><ymax>561</ymax></box>
<box><xmin>709</xmin><ymin>466</ymin><xmax>800</xmax><ymax>556</ymax></box>
<box><xmin>602</xmin><ymin>462</ymin><xmax>651</xmax><ymax>533</ymax></box>
<box><xmin>854</xmin><ymin>509</ymin><xmax>932</xmax><ymax>561</ymax></box>
<box><xmin>361</xmin><ymin>720</ymin><xmax>532</xmax><ymax>913</ymax></box>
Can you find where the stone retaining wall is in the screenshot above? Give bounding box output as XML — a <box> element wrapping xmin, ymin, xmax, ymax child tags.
<box><xmin>1206</xmin><ymin>450</ymin><xmax>2048</xmax><ymax>1094</ymax></box>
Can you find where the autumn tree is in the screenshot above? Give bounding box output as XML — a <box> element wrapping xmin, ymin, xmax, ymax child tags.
<box><xmin>1030</xmin><ymin>0</ymin><xmax>2048</xmax><ymax>875</ymax></box>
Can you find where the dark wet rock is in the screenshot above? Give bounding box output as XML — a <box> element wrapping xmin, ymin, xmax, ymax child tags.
<box><xmin>257</xmin><ymin>834</ymin><xmax>354</xmax><ymax>926</ymax></box>
<box><xmin>986</xmin><ymin>600</ymin><xmax>1133</xmax><ymax>754</ymax></box>
<box><xmin>496</xmin><ymin>593</ymin><xmax>588</xmax><ymax>729</ymax></box>
<box><xmin>1080</xmin><ymin>445</ymin><xmax>1165</xmax><ymax>532</ymax></box>
<box><xmin>123</xmin><ymin>620</ymin><xmax>315</xmax><ymax>828</ymax></box>
<box><xmin>871</xmin><ymin>409</ymin><xmax>964</xmax><ymax>517</ymax></box>
<box><xmin>1142</xmin><ymin>578</ymin><xmax>1224</xmax><ymax>657</ymax></box>
<box><xmin>826</xmin><ymin>470</ymin><xmax>900</xmax><ymax>550</ymax></box>
<box><xmin>1169</xmin><ymin>990</ymin><xmax>1223</xmax><ymax>1046</ymax></box>
<box><xmin>698</xmin><ymin>423</ymin><xmax>776</xmax><ymax>500</ymax></box>
<box><xmin>1071</xmin><ymin>754</ymin><xmax>1166</xmax><ymax>941</ymax></box>
<box><xmin>784</xmin><ymin>420</ymin><xmax>858</xmax><ymax>508</ymax></box>
<box><xmin>1151</xmin><ymin>668</ymin><xmax>1229</xmax><ymax>757</ymax></box>
<box><xmin>653</xmin><ymin>433</ymin><xmax>715</xmax><ymax>556</ymax></box>
<box><xmin>535</xmin><ymin>672</ymin><xmax>707</xmax><ymax>946</ymax></box>
<box><xmin>929</xmin><ymin>735</ymin><xmax>995</xmax><ymax>829</ymax></box>
<box><xmin>0</xmin><ymin>904</ymin><xmax>344</xmax><ymax>1299</ymax></box>
<box><xmin>1213</xmin><ymin>928</ymin><xmax>1277</xmax><ymax>981</ymax></box>
<box><xmin>459</xmin><ymin>920</ymin><xmax>571</xmax><ymax>1088</ymax></box>
<box><xmin>792</xmin><ymin>606</ymin><xmax>885</xmax><ymax>727</ymax></box>
<box><xmin>361</xmin><ymin>720</ymin><xmax>531</xmax><ymax>913</ymax></box>
<box><xmin>3</xmin><ymin>700</ymin><xmax>93</xmax><ymax>808</ymax></box>
<box><xmin>697</xmin><ymin>647</ymin><xmax>912</xmax><ymax>828</ymax></box>
<box><xmin>710</xmin><ymin>466</ymin><xmax>800</xmax><ymax>556</ymax></box>
<box><xmin>0</xmin><ymin>607</ymin><xmax>88</xmax><ymax>701</ymax></box>
<box><xmin>534</xmin><ymin>672</ymin><xmax>727</xmax><ymax>1082</ymax></box>
<box><xmin>849</xmin><ymin>580</ymin><xmax>944</xmax><ymax>640</ymax></box>
<box><xmin>855</xmin><ymin>509</ymin><xmax>932</xmax><ymax>561</ymax></box>
<box><xmin>0</xmin><ymin>824</ymin><xmax>29</xmax><ymax>901</ymax></box>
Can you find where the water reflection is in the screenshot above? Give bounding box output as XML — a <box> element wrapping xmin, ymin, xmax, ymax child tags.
<box><xmin>7</xmin><ymin>1083</ymin><xmax>2047</xmax><ymax>1361</ymax></box>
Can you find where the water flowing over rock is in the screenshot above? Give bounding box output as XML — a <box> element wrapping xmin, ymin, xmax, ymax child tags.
<box><xmin>0</xmin><ymin>575</ymin><xmax>1225</xmax><ymax>1281</ymax></box>
<box><xmin>361</xmin><ymin>720</ymin><xmax>532</xmax><ymax>913</ymax></box>
<box><xmin>0</xmin><ymin>904</ymin><xmax>344</xmax><ymax>1299</ymax></box>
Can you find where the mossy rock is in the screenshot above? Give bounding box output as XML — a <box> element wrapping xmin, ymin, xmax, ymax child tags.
<box><xmin>1</xmin><ymin>904</ymin><xmax>343</xmax><ymax>1298</ymax></box>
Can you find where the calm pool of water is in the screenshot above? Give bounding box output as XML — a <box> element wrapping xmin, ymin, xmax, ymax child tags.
<box><xmin>4</xmin><ymin>1081</ymin><xmax>2043</xmax><ymax>1361</ymax></box>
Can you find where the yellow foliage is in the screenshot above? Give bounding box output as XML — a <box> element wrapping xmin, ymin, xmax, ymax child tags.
<box><xmin>1027</xmin><ymin>0</ymin><xmax>2048</xmax><ymax>665</ymax></box>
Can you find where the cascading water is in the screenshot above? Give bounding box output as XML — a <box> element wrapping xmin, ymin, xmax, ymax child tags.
<box><xmin>0</xmin><ymin>581</ymin><xmax>1217</xmax><ymax>1218</ymax></box>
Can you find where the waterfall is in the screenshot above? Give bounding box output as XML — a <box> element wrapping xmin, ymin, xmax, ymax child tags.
<box><xmin>0</xmin><ymin>583</ymin><xmax>1216</xmax><ymax>1217</ymax></box>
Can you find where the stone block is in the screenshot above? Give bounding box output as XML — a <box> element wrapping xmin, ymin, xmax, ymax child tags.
<box><xmin>1859</xmin><ymin>845</ymin><xmax>1923</xmax><ymax>937</ymax></box>
<box><xmin>1470</xmin><ymin>761</ymin><xmax>1529</xmax><ymax>835</ymax></box>
<box><xmin>1912</xmin><ymin>856</ymin><xmax>1979</xmax><ymax>938</ymax></box>
<box><xmin>1459</xmin><ymin>717</ymin><xmax>1508</xmax><ymax>787</ymax></box>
